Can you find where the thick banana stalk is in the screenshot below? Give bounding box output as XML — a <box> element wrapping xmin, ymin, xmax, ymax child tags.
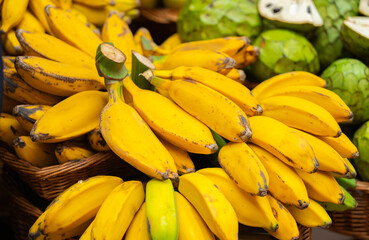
<box><xmin>125</xmin><ymin>202</ymin><xmax>150</xmax><ymax>240</ymax></box>
<box><xmin>251</xmin><ymin>71</ymin><xmax>327</xmax><ymax>100</ymax></box>
<box><xmin>123</xmin><ymin>77</ymin><xmax>217</xmax><ymax>154</ymax></box>
<box><xmin>260</xmin><ymin>95</ymin><xmax>342</xmax><ymax>137</ymax></box>
<box><xmin>318</xmin><ymin>186</ymin><xmax>357</xmax><ymax>211</ymax></box>
<box><xmin>73</xmin><ymin>0</ymin><xmax>114</xmax><ymax>7</ymax></box>
<box><xmin>197</xmin><ymin>168</ymin><xmax>278</xmax><ymax>231</ymax></box>
<box><xmin>144</xmin><ymin>73</ymin><xmax>252</xmax><ymax>142</ymax></box>
<box><xmin>248</xmin><ymin>116</ymin><xmax>319</xmax><ymax>173</ymax></box>
<box><xmin>31</xmin><ymin>90</ymin><xmax>108</xmax><ymax>143</ymax></box>
<box><xmin>13</xmin><ymin>104</ymin><xmax>51</xmax><ymax>132</ymax></box>
<box><xmin>2</xmin><ymin>30</ymin><xmax>23</xmax><ymax>55</ymax></box>
<box><xmin>149</xmin><ymin>67</ymin><xmax>262</xmax><ymax>116</ymax></box>
<box><xmin>178</xmin><ymin>172</ymin><xmax>238</xmax><ymax>240</ymax></box>
<box><xmin>146</xmin><ymin>179</ymin><xmax>178</xmax><ymax>240</ymax></box>
<box><xmin>16</xmin><ymin>30</ymin><xmax>95</xmax><ymax>69</ymax></box>
<box><xmin>72</xmin><ymin>3</ymin><xmax>109</xmax><ymax>26</ymax></box>
<box><xmin>0</xmin><ymin>0</ymin><xmax>29</xmax><ymax>33</ymax></box>
<box><xmin>29</xmin><ymin>0</ymin><xmax>54</xmax><ymax>33</ymax></box>
<box><xmin>87</xmin><ymin>128</ymin><xmax>110</xmax><ymax>152</ymax></box>
<box><xmin>91</xmin><ymin>181</ymin><xmax>145</xmax><ymax>240</ymax></box>
<box><xmin>29</xmin><ymin>175</ymin><xmax>123</xmax><ymax>240</ymax></box>
<box><xmin>160</xmin><ymin>33</ymin><xmax>181</xmax><ymax>52</ymax></box>
<box><xmin>2</xmin><ymin>56</ymin><xmax>15</xmax><ymax>69</ymax></box>
<box><xmin>2</xmin><ymin>96</ymin><xmax>21</xmax><ymax>114</ymax></box>
<box><xmin>218</xmin><ymin>142</ymin><xmax>269</xmax><ymax>196</ymax></box>
<box><xmin>175</xmin><ymin>192</ymin><xmax>215</xmax><ymax>240</ymax></box>
<box><xmin>15</xmin><ymin>56</ymin><xmax>105</xmax><ymax>96</ymax></box>
<box><xmin>317</xmin><ymin>133</ymin><xmax>359</xmax><ymax>159</ymax></box>
<box><xmin>0</xmin><ymin>113</ymin><xmax>28</xmax><ymax>146</ymax></box>
<box><xmin>55</xmin><ymin>141</ymin><xmax>95</xmax><ymax>164</ymax></box>
<box><xmin>248</xmin><ymin>143</ymin><xmax>309</xmax><ymax>209</ymax></box>
<box><xmin>16</xmin><ymin>10</ymin><xmax>45</xmax><ymax>33</ymax></box>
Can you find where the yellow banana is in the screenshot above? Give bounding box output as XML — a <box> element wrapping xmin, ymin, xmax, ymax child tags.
<box><xmin>31</xmin><ymin>90</ymin><xmax>108</xmax><ymax>143</ymax></box>
<box><xmin>175</xmin><ymin>191</ymin><xmax>215</xmax><ymax>240</ymax></box>
<box><xmin>109</xmin><ymin>0</ymin><xmax>140</xmax><ymax>12</ymax></box>
<box><xmin>13</xmin><ymin>104</ymin><xmax>52</xmax><ymax>132</ymax></box>
<box><xmin>73</xmin><ymin>0</ymin><xmax>114</xmax><ymax>7</ymax></box>
<box><xmin>178</xmin><ymin>172</ymin><xmax>238</xmax><ymax>240</ymax></box>
<box><xmin>59</xmin><ymin>0</ymin><xmax>72</xmax><ymax>10</ymax></box>
<box><xmin>296</xmin><ymin>170</ymin><xmax>345</xmax><ymax>204</ymax></box>
<box><xmin>317</xmin><ymin>133</ymin><xmax>359</xmax><ymax>159</ymax></box>
<box><xmin>79</xmin><ymin>220</ymin><xmax>94</xmax><ymax>240</ymax></box>
<box><xmin>16</xmin><ymin>30</ymin><xmax>95</xmax><ymax>69</ymax></box>
<box><xmin>29</xmin><ymin>175</ymin><xmax>123</xmax><ymax>240</ymax></box>
<box><xmin>45</xmin><ymin>5</ymin><xmax>103</xmax><ymax>57</ymax></box>
<box><xmin>13</xmin><ymin>136</ymin><xmax>58</xmax><ymax>168</ymax></box>
<box><xmin>160</xmin><ymin>33</ymin><xmax>181</xmax><ymax>52</ymax></box>
<box><xmin>2</xmin><ymin>29</ymin><xmax>23</xmax><ymax>55</ymax></box>
<box><xmin>248</xmin><ymin>143</ymin><xmax>310</xmax><ymax>209</ymax></box>
<box><xmin>0</xmin><ymin>0</ymin><xmax>29</xmax><ymax>33</ymax></box>
<box><xmin>218</xmin><ymin>142</ymin><xmax>269</xmax><ymax>196</ymax></box>
<box><xmin>3</xmin><ymin>68</ymin><xmax>63</xmax><ymax>105</ymax></box>
<box><xmin>2</xmin><ymin>96</ymin><xmax>21</xmax><ymax>114</ymax></box>
<box><xmin>29</xmin><ymin>0</ymin><xmax>54</xmax><ymax>33</ymax></box>
<box><xmin>224</xmin><ymin>68</ymin><xmax>246</xmax><ymax>83</ymax></box>
<box><xmin>251</xmin><ymin>71</ymin><xmax>327</xmax><ymax>100</ymax></box>
<box><xmin>148</xmin><ymin>66</ymin><xmax>262</xmax><ymax>116</ymax></box>
<box><xmin>133</xmin><ymin>27</ymin><xmax>150</xmax><ymax>54</ymax></box>
<box><xmin>260</xmin><ymin>95</ymin><xmax>342</xmax><ymax>137</ymax></box>
<box><xmin>342</xmin><ymin>158</ymin><xmax>357</xmax><ymax>178</ymax></box>
<box><xmin>286</xmin><ymin>199</ymin><xmax>332</xmax><ymax>228</ymax></box>
<box><xmin>144</xmin><ymin>74</ymin><xmax>252</xmax><ymax>142</ymax></box>
<box><xmin>16</xmin><ymin>10</ymin><xmax>45</xmax><ymax>33</ymax></box>
<box><xmin>248</xmin><ymin>116</ymin><xmax>319</xmax><ymax>173</ymax></box>
<box><xmin>72</xmin><ymin>3</ymin><xmax>109</xmax><ymax>26</ymax></box>
<box><xmin>2</xmin><ymin>56</ymin><xmax>15</xmax><ymax>69</ymax></box>
<box><xmin>15</xmin><ymin>56</ymin><xmax>105</xmax><ymax>96</ymax></box>
<box><xmin>125</xmin><ymin>202</ymin><xmax>150</xmax><ymax>240</ymax></box>
<box><xmin>139</xmin><ymin>33</ymin><xmax>170</xmax><ymax>57</ymax></box>
<box><xmin>87</xmin><ymin>128</ymin><xmax>110</xmax><ymax>152</ymax></box>
<box><xmin>123</xmin><ymin>77</ymin><xmax>217</xmax><ymax>154</ymax></box>
<box><xmin>197</xmin><ymin>168</ymin><xmax>278</xmax><ymax>231</ymax></box>
<box><xmin>91</xmin><ymin>181</ymin><xmax>145</xmax><ymax>240</ymax></box>
<box><xmin>55</xmin><ymin>141</ymin><xmax>95</xmax><ymax>164</ymax></box>
<box><xmin>0</xmin><ymin>113</ymin><xmax>28</xmax><ymax>146</ymax></box>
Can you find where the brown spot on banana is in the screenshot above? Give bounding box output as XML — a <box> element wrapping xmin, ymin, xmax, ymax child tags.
<box><xmin>298</xmin><ymin>200</ymin><xmax>309</xmax><ymax>209</ymax></box>
<box><xmin>239</xmin><ymin>114</ymin><xmax>252</xmax><ymax>141</ymax></box>
<box><xmin>13</xmin><ymin>137</ymin><xmax>26</xmax><ymax>148</ymax></box>
<box><xmin>205</xmin><ymin>143</ymin><xmax>218</xmax><ymax>152</ymax></box>
<box><xmin>338</xmin><ymin>193</ymin><xmax>345</xmax><ymax>204</ymax></box>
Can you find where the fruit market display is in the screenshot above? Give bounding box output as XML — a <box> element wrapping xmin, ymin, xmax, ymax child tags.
<box><xmin>0</xmin><ymin>0</ymin><xmax>369</xmax><ymax>240</ymax></box>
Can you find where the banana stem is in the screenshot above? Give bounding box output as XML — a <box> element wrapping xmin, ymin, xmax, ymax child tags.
<box><xmin>141</xmin><ymin>69</ymin><xmax>171</xmax><ymax>90</ymax></box>
<box><xmin>131</xmin><ymin>50</ymin><xmax>156</xmax><ymax>90</ymax></box>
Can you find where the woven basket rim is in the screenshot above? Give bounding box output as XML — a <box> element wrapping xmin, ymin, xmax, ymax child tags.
<box><xmin>355</xmin><ymin>179</ymin><xmax>369</xmax><ymax>192</ymax></box>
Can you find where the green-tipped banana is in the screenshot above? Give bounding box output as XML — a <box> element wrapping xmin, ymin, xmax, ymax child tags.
<box><xmin>335</xmin><ymin>177</ymin><xmax>357</xmax><ymax>190</ymax></box>
<box><xmin>319</xmin><ymin>186</ymin><xmax>357</xmax><ymax>211</ymax></box>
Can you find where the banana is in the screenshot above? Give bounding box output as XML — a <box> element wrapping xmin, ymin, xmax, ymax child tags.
<box><xmin>260</xmin><ymin>95</ymin><xmax>342</xmax><ymax>137</ymax></box>
<box><xmin>318</xmin><ymin>186</ymin><xmax>357</xmax><ymax>211</ymax></box>
<box><xmin>29</xmin><ymin>0</ymin><xmax>54</xmax><ymax>33</ymax></box>
<box><xmin>79</xmin><ymin>220</ymin><xmax>94</xmax><ymax>240</ymax></box>
<box><xmin>31</xmin><ymin>90</ymin><xmax>108</xmax><ymax>143</ymax></box>
<box><xmin>341</xmin><ymin>158</ymin><xmax>357</xmax><ymax>178</ymax></box>
<box><xmin>148</xmin><ymin>66</ymin><xmax>262</xmax><ymax>116</ymax></box>
<box><xmin>335</xmin><ymin>177</ymin><xmax>357</xmax><ymax>190</ymax></box>
<box><xmin>13</xmin><ymin>104</ymin><xmax>52</xmax><ymax>132</ymax></box>
<box><xmin>248</xmin><ymin>116</ymin><xmax>319</xmax><ymax>173</ymax></box>
<box><xmin>125</xmin><ymin>202</ymin><xmax>150</xmax><ymax>240</ymax></box>
<box><xmin>3</xmin><ymin>68</ymin><xmax>63</xmax><ymax>105</ymax></box>
<box><xmin>259</xmin><ymin>85</ymin><xmax>353</xmax><ymax>123</ymax></box>
<box><xmin>248</xmin><ymin>143</ymin><xmax>310</xmax><ymax>209</ymax></box>
<box><xmin>132</xmin><ymin>27</ymin><xmax>149</xmax><ymax>54</ymax></box>
<box><xmin>178</xmin><ymin>172</ymin><xmax>238</xmax><ymax>240</ymax></box>
<box><xmin>2</xmin><ymin>96</ymin><xmax>21</xmax><ymax>114</ymax></box>
<box><xmin>29</xmin><ymin>175</ymin><xmax>123</xmax><ymax>240</ymax></box>
<box><xmin>224</xmin><ymin>68</ymin><xmax>246</xmax><ymax>83</ymax></box>
<box><xmin>2</xmin><ymin>56</ymin><xmax>15</xmax><ymax>69</ymax></box>
<box><xmin>91</xmin><ymin>181</ymin><xmax>145</xmax><ymax>240</ymax></box>
<box><xmin>197</xmin><ymin>167</ymin><xmax>278</xmax><ymax>231</ymax></box>
<box><xmin>87</xmin><ymin>127</ymin><xmax>110</xmax><ymax>152</ymax></box>
<box><xmin>0</xmin><ymin>0</ymin><xmax>29</xmax><ymax>33</ymax></box>
<box><xmin>266</xmin><ymin>194</ymin><xmax>300</xmax><ymax>240</ymax></box>
<box><xmin>16</xmin><ymin>30</ymin><xmax>95</xmax><ymax>69</ymax></box>
<box><xmin>317</xmin><ymin>133</ymin><xmax>359</xmax><ymax>159</ymax></box>
<box><xmin>45</xmin><ymin>5</ymin><xmax>103</xmax><ymax>57</ymax></box>
<box><xmin>139</xmin><ymin>34</ymin><xmax>170</xmax><ymax>57</ymax></box>
<box><xmin>144</xmin><ymin>73</ymin><xmax>252</xmax><ymax>142</ymax></box>
<box><xmin>72</xmin><ymin>3</ymin><xmax>109</xmax><ymax>26</ymax></box>
<box><xmin>296</xmin><ymin>169</ymin><xmax>345</xmax><ymax>204</ymax></box>
<box><xmin>146</xmin><ymin>179</ymin><xmax>178</xmax><ymax>240</ymax></box>
<box><xmin>123</xmin><ymin>77</ymin><xmax>217</xmax><ymax>154</ymax></box>
<box><xmin>109</xmin><ymin>0</ymin><xmax>140</xmax><ymax>12</ymax></box>
<box><xmin>13</xmin><ymin>136</ymin><xmax>58</xmax><ymax>168</ymax></box>
<box><xmin>218</xmin><ymin>142</ymin><xmax>269</xmax><ymax>196</ymax></box>
<box><xmin>0</xmin><ymin>113</ymin><xmax>28</xmax><ymax>146</ymax></box>
<box><xmin>2</xmin><ymin>30</ymin><xmax>23</xmax><ymax>55</ymax></box>
<box><xmin>73</xmin><ymin>0</ymin><xmax>114</xmax><ymax>7</ymax></box>
<box><xmin>16</xmin><ymin>10</ymin><xmax>45</xmax><ymax>33</ymax></box>
<box><xmin>160</xmin><ymin>33</ymin><xmax>181</xmax><ymax>52</ymax></box>
<box><xmin>59</xmin><ymin>0</ymin><xmax>72</xmax><ymax>10</ymax></box>
<box><xmin>175</xmin><ymin>191</ymin><xmax>215</xmax><ymax>240</ymax></box>
<box><xmin>55</xmin><ymin>141</ymin><xmax>95</xmax><ymax>164</ymax></box>
<box><xmin>15</xmin><ymin>56</ymin><xmax>105</xmax><ymax>96</ymax></box>
<box><xmin>251</xmin><ymin>71</ymin><xmax>327</xmax><ymax>100</ymax></box>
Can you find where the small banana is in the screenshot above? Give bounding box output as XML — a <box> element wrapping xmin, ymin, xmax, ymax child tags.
<box><xmin>0</xmin><ymin>113</ymin><xmax>28</xmax><ymax>146</ymax></box>
<box><xmin>55</xmin><ymin>141</ymin><xmax>95</xmax><ymax>164</ymax></box>
<box><xmin>109</xmin><ymin>0</ymin><xmax>140</xmax><ymax>12</ymax></box>
<box><xmin>2</xmin><ymin>56</ymin><xmax>15</xmax><ymax>69</ymax></box>
<box><xmin>134</xmin><ymin>28</ymin><xmax>166</xmax><ymax>56</ymax></box>
<box><xmin>29</xmin><ymin>0</ymin><xmax>54</xmax><ymax>33</ymax></box>
<box><xmin>73</xmin><ymin>0</ymin><xmax>114</xmax><ymax>7</ymax></box>
<box><xmin>160</xmin><ymin>33</ymin><xmax>181</xmax><ymax>52</ymax></box>
<box><xmin>124</xmin><ymin>202</ymin><xmax>150</xmax><ymax>240</ymax></box>
<box><xmin>318</xmin><ymin>186</ymin><xmax>357</xmax><ymax>211</ymax></box>
<box><xmin>13</xmin><ymin>104</ymin><xmax>51</xmax><ymax>132</ymax></box>
<box><xmin>248</xmin><ymin>116</ymin><xmax>319</xmax><ymax>173</ymax></box>
<box><xmin>317</xmin><ymin>133</ymin><xmax>359</xmax><ymax>159</ymax></box>
<box><xmin>72</xmin><ymin>3</ymin><xmax>109</xmax><ymax>26</ymax></box>
<box><xmin>2</xmin><ymin>96</ymin><xmax>21</xmax><ymax>114</ymax></box>
<box><xmin>91</xmin><ymin>181</ymin><xmax>145</xmax><ymax>240</ymax></box>
<box><xmin>146</xmin><ymin>179</ymin><xmax>178</xmax><ymax>240</ymax></box>
<box><xmin>16</xmin><ymin>10</ymin><xmax>45</xmax><ymax>33</ymax></box>
<box><xmin>2</xmin><ymin>30</ymin><xmax>23</xmax><ymax>55</ymax></box>
<box><xmin>0</xmin><ymin>0</ymin><xmax>29</xmax><ymax>33</ymax></box>
<box><xmin>341</xmin><ymin>158</ymin><xmax>357</xmax><ymax>178</ymax></box>
<box><xmin>132</xmin><ymin>27</ymin><xmax>149</xmax><ymax>54</ymax></box>
<box><xmin>224</xmin><ymin>68</ymin><xmax>246</xmax><ymax>83</ymax></box>
<box><xmin>87</xmin><ymin>128</ymin><xmax>110</xmax><ymax>152</ymax></box>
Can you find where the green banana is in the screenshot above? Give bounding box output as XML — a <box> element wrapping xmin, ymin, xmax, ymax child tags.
<box><xmin>319</xmin><ymin>186</ymin><xmax>357</xmax><ymax>212</ymax></box>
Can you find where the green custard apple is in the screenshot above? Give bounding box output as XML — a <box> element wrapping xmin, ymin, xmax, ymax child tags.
<box><xmin>341</xmin><ymin>16</ymin><xmax>369</xmax><ymax>60</ymax></box>
<box><xmin>353</xmin><ymin>121</ymin><xmax>369</xmax><ymax>181</ymax></box>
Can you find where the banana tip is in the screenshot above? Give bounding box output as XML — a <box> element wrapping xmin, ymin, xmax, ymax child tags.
<box><xmin>335</xmin><ymin>131</ymin><xmax>342</xmax><ymax>138</ymax></box>
<box><xmin>206</xmin><ymin>143</ymin><xmax>218</xmax><ymax>153</ymax></box>
<box><xmin>256</xmin><ymin>104</ymin><xmax>263</xmax><ymax>115</ymax></box>
<box><xmin>298</xmin><ymin>200</ymin><xmax>309</xmax><ymax>209</ymax></box>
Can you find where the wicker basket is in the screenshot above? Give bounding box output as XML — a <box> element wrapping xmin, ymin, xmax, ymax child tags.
<box><xmin>329</xmin><ymin>180</ymin><xmax>369</xmax><ymax>239</ymax></box>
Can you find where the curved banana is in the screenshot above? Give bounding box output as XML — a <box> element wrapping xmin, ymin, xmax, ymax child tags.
<box><xmin>74</xmin><ymin>0</ymin><xmax>114</xmax><ymax>7</ymax></box>
<box><xmin>0</xmin><ymin>0</ymin><xmax>29</xmax><ymax>33</ymax></box>
<box><xmin>2</xmin><ymin>30</ymin><xmax>23</xmax><ymax>55</ymax></box>
<box><xmin>31</xmin><ymin>90</ymin><xmax>108</xmax><ymax>143</ymax></box>
<box><xmin>260</xmin><ymin>96</ymin><xmax>342</xmax><ymax>137</ymax></box>
<box><xmin>224</xmin><ymin>68</ymin><xmax>246</xmax><ymax>83</ymax></box>
<box><xmin>197</xmin><ymin>167</ymin><xmax>278</xmax><ymax>231</ymax></box>
<box><xmin>341</xmin><ymin>158</ymin><xmax>357</xmax><ymax>178</ymax></box>
<box><xmin>138</xmin><ymin>31</ymin><xmax>169</xmax><ymax>57</ymax></box>
<box><xmin>218</xmin><ymin>142</ymin><xmax>269</xmax><ymax>196</ymax></box>
<box><xmin>15</xmin><ymin>56</ymin><xmax>104</xmax><ymax>96</ymax></box>
<box><xmin>72</xmin><ymin>3</ymin><xmax>109</xmax><ymax>26</ymax></box>
<box><xmin>87</xmin><ymin>128</ymin><xmax>110</xmax><ymax>152</ymax></box>
<box><xmin>144</xmin><ymin>73</ymin><xmax>252</xmax><ymax>142</ymax></box>
<box><xmin>248</xmin><ymin>116</ymin><xmax>319</xmax><ymax>173</ymax></box>
<box><xmin>91</xmin><ymin>181</ymin><xmax>145</xmax><ymax>240</ymax></box>
<box><xmin>2</xmin><ymin>96</ymin><xmax>21</xmax><ymax>114</ymax></box>
<box><xmin>109</xmin><ymin>0</ymin><xmax>140</xmax><ymax>12</ymax></box>
<box><xmin>248</xmin><ymin>143</ymin><xmax>309</xmax><ymax>209</ymax></box>
<box><xmin>2</xmin><ymin>56</ymin><xmax>15</xmax><ymax>69</ymax></box>
<box><xmin>149</xmin><ymin>66</ymin><xmax>262</xmax><ymax>116</ymax></box>
<box><xmin>13</xmin><ymin>104</ymin><xmax>51</xmax><ymax>132</ymax></box>
<box><xmin>178</xmin><ymin>172</ymin><xmax>238</xmax><ymax>240</ymax></box>
<box><xmin>16</xmin><ymin>10</ymin><xmax>45</xmax><ymax>33</ymax></box>
<box><xmin>317</xmin><ymin>133</ymin><xmax>359</xmax><ymax>159</ymax></box>
<box><xmin>318</xmin><ymin>186</ymin><xmax>357</xmax><ymax>211</ymax></box>
<box><xmin>160</xmin><ymin>33</ymin><xmax>181</xmax><ymax>52</ymax></box>
<box><xmin>0</xmin><ymin>113</ymin><xmax>28</xmax><ymax>146</ymax></box>
<box><xmin>123</xmin><ymin>77</ymin><xmax>217</xmax><ymax>154</ymax></box>
<box><xmin>29</xmin><ymin>0</ymin><xmax>54</xmax><ymax>33</ymax></box>
<box><xmin>146</xmin><ymin>179</ymin><xmax>178</xmax><ymax>240</ymax></box>
<box><xmin>124</xmin><ymin>202</ymin><xmax>150</xmax><ymax>240</ymax></box>
<box><xmin>55</xmin><ymin>141</ymin><xmax>95</xmax><ymax>164</ymax></box>
<box><xmin>133</xmin><ymin>27</ymin><xmax>149</xmax><ymax>54</ymax></box>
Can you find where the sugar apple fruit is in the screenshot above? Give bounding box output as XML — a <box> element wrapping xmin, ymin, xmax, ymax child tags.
<box><xmin>341</xmin><ymin>16</ymin><xmax>369</xmax><ymax>60</ymax></box>
<box><xmin>353</xmin><ymin>121</ymin><xmax>369</xmax><ymax>181</ymax></box>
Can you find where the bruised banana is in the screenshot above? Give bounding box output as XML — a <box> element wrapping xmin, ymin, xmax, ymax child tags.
<box><xmin>87</xmin><ymin>128</ymin><xmax>110</xmax><ymax>152</ymax></box>
<box><xmin>13</xmin><ymin>104</ymin><xmax>51</xmax><ymax>132</ymax></box>
<box><xmin>218</xmin><ymin>142</ymin><xmax>269</xmax><ymax>196</ymax></box>
<box><xmin>123</xmin><ymin>77</ymin><xmax>217</xmax><ymax>154</ymax></box>
<box><xmin>2</xmin><ymin>96</ymin><xmax>21</xmax><ymax>114</ymax></box>
<box><xmin>318</xmin><ymin>186</ymin><xmax>357</xmax><ymax>211</ymax></box>
<box><xmin>15</xmin><ymin>56</ymin><xmax>104</xmax><ymax>96</ymax></box>
<box><xmin>0</xmin><ymin>113</ymin><xmax>28</xmax><ymax>146</ymax></box>
<box><xmin>149</xmin><ymin>66</ymin><xmax>262</xmax><ymax>116</ymax></box>
<box><xmin>248</xmin><ymin>143</ymin><xmax>310</xmax><ymax>209</ymax></box>
<box><xmin>91</xmin><ymin>181</ymin><xmax>145</xmax><ymax>240</ymax></box>
<box><xmin>248</xmin><ymin>116</ymin><xmax>319</xmax><ymax>173</ymax></box>
<box><xmin>144</xmin><ymin>73</ymin><xmax>252</xmax><ymax>142</ymax></box>
<box><xmin>13</xmin><ymin>136</ymin><xmax>58</xmax><ymax>168</ymax></box>
<box><xmin>55</xmin><ymin>141</ymin><xmax>95</xmax><ymax>164</ymax></box>
<box><xmin>317</xmin><ymin>133</ymin><xmax>359</xmax><ymax>159</ymax></box>
<box><xmin>29</xmin><ymin>0</ymin><xmax>54</xmax><ymax>33</ymax></box>
<box><xmin>124</xmin><ymin>202</ymin><xmax>149</xmax><ymax>240</ymax></box>
<box><xmin>31</xmin><ymin>90</ymin><xmax>108</xmax><ymax>143</ymax></box>
<box><xmin>0</xmin><ymin>0</ymin><xmax>29</xmax><ymax>33</ymax></box>
<box><xmin>2</xmin><ymin>29</ymin><xmax>23</xmax><ymax>55</ymax></box>
<box><xmin>178</xmin><ymin>172</ymin><xmax>238</xmax><ymax>240</ymax></box>
<box><xmin>16</xmin><ymin>10</ymin><xmax>45</xmax><ymax>33</ymax></box>
<box><xmin>2</xmin><ymin>56</ymin><xmax>15</xmax><ymax>69</ymax></box>
<box><xmin>260</xmin><ymin>96</ymin><xmax>342</xmax><ymax>137</ymax></box>
<box><xmin>197</xmin><ymin>167</ymin><xmax>278</xmax><ymax>231</ymax></box>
